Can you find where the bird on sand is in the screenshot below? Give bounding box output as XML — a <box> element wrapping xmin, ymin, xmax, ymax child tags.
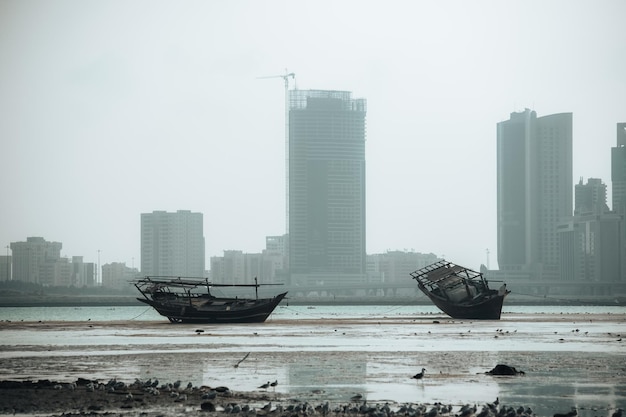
<box><xmin>350</xmin><ymin>394</ymin><xmax>363</xmax><ymax>402</ymax></box>
<box><xmin>258</xmin><ymin>381</ymin><xmax>270</xmax><ymax>389</ymax></box>
<box><xmin>260</xmin><ymin>401</ymin><xmax>272</xmax><ymax>414</ymax></box>
<box><xmin>270</xmin><ymin>380</ymin><xmax>278</xmax><ymax>389</ymax></box>
<box><xmin>412</xmin><ymin>368</ymin><xmax>426</xmax><ymax>380</ymax></box>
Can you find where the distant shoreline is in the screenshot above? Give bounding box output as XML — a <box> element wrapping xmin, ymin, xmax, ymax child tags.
<box><xmin>0</xmin><ymin>295</ymin><xmax>623</xmax><ymax>308</ymax></box>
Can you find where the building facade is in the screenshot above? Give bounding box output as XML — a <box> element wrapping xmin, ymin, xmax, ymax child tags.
<box><xmin>140</xmin><ymin>210</ymin><xmax>205</xmax><ymax>277</ymax></box>
<box><xmin>288</xmin><ymin>90</ymin><xmax>367</xmax><ymax>286</ymax></box>
<box><xmin>102</xmin><ymin>262</ymin><xmax>139</xmax><ymax>289</ymax></box>
<box><xmin>574</xmin><ymin>178</ymin><xmax>609</xmax><ymax>216</ymax></box>
<box><xmin>69</xmin><ymin>256</ymin><xmax>95</xmax><ymax>287</ymax></box>
<box><xmin>611</xmin><ymin>122</ymin><xmax>626</xmax><ymax>280</ymax></box>
<box><xmin>210</xmin><ymin>250</ymin><xmax>247</xmax><ymax>285</ymax></box>
<box><xmin>0</xmin><ymin>255</ymin><xmax>10</xmax><ymax>281</ymax></box>
<box><xmin>368</xmin><ymin>250</ymin><xmax>439</xmax><ymax>285</ymax></box>
<box><xmin>558</xmin><ymin>178</ymin><xmax>620</xmax><ymax>283</ymax></box>
<box><xmin>10</xmin><ymin>237</ymin><xmax>62</xmax><ymax>284</ymax></box>
<box><xmin>496</xmin><ymin>109</ymin><xmax>573</xmax><ymax>280</ymax></box>
<box><xmin>262</xmin><ymin>235</ymin><xmax>288</xmax><ymax>284</ymax></box>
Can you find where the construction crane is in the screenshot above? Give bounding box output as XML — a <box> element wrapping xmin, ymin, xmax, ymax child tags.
<box><xmin>257</xmin><ymin>69</ymin><xmax>296</xmax><ymax>92</ymax></box>
<box><xmin>257</xmin><ymin>69</ymin><xmax>296</xmax><ymax>234</ymax></box>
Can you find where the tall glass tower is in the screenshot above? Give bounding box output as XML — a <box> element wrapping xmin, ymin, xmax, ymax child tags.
<box><xmin>611</xmin><ymin>122</ymin><xmax>626</xmax><ymax>281</ymax></box>
<box><xmin>288</xmin><ymin>90</ymin><xmax>367</xmax><ymax>285</ymax></box>
<box><xmin>612</xmin><ymin>123</ymin><xmax>626</xmax><ymax>213</ymax></box>
<box><xmin>141</xmin><ymin>210</ymin><xmax>205</xmax><ymax>277</ymax></box>
<box><xmin>496</xmin><ymin>109</ymin><xmax>573</xmax><ymax>280</ymax></box>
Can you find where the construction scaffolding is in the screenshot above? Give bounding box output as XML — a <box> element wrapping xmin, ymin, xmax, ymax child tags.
<box><xmin>289</xmin><ymin>89</ymin><xmax>367</xmax><ymax>113</ymax></box>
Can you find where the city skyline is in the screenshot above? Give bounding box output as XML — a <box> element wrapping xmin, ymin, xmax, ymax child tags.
<box><xmin>1</xmin><ymin>1</ymin><xmax>624</xmax><ymax>271</ymax></box>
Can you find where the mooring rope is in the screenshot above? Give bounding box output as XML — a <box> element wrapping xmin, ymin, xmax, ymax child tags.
<box><xmin>129</xmin><ymin>306</ymin><xmax>153</xmax><ymax>320</ymax></box>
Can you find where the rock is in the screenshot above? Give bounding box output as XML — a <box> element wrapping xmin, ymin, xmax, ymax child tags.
<box><xmin>201</xmin><ymin>401</ymin><xmax>216</xmax><ymax>411</ymax></box>
<box><xmin>486</xmin><ymin>364</ymin><xmax>525</xmax><ymax>375</ymax></box>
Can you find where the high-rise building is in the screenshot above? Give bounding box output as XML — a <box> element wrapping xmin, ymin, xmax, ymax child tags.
<box><xmin>611</xmin><ymin>122</ymin><xmax>626</xmax><ymax>281</ymax></box>
<box><xmin>612</xmin><ymin>123</ymin><xmax>626</xmax><ymax>213</ymax></box>
<box><xmin>496</xmin><ymin>109</ymin><xmax>573</xmax><ymax>280</ymax></box>
<box><xmin>288</xmin><ymin>90</ymin><xmax>367</xmax><ymax>286</ymax></box>
<box><xmin>574</xmin><ymin>178</ymin><xmax>609</xmax><ymax>216</ymax></box>
<box><xmin>10</xmin><ymin>237</ymin><xmax>62</xmax><ymax>284</ymax></box>
<box><xmin>140</xmin><ymin>210</ymin><xmax>205</xmax><ymax>277</ymax></box>
<box><xmin>0</xmin><ymin>254</ymin><xmax>10</xmax><ymax>281</ymax></box>
<box><xmin>559</xmin><ymin>178</ymin><xmax>620</xmax><ymax>283</ymax></box>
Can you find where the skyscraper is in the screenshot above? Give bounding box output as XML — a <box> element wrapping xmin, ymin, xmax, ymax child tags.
<box><xmin>496</xmin><ymin>109</ymin><xmax>573</xmax><ymax>280</ymax></box>
<box><xmin>140</xmin><ymin>210</ymin><xmax>205</xmax><ymax>277</ymax></box>
<box><xmin>611</xmin><ymin>122</ymin><xmax>626</xmax><ymax>280</ymax></box>
<box><xmin>612</xmin><ymin>123</ymin><xmax>626</xmax><ymax>214</ymax></box>
<box><xmin>288</xmin><ymin>90</ymin><xmax>367</xmax><ymax>285</ymax></box>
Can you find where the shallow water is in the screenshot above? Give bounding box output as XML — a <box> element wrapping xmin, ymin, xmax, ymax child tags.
<box><xmin>0</xmin><ymin>306</ymin><xmax>625</xmax><ymax>417</ymax></box>
<box><xmin>0</xmin><ymin>304</ymin><xmax>624</xmax><ymax>322</ymax></box>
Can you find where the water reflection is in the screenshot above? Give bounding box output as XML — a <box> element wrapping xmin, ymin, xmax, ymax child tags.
<box><xmin>74</xmin><ymin>349</ymin><xmax>623</xmax><ymax>417</ymax></box>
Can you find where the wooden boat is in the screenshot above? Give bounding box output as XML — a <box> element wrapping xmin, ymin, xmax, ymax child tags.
<box><xmin>134</xmin><ymin>276</ymin><xmax>287</xmax><ymax>323</ymax></box>
<box><xmin>409</xmin><ymin>260</ymin><xmax>509</xmax><ymax>320</ymax></box>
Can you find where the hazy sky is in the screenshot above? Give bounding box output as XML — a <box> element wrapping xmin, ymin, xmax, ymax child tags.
<box><xmin>1</xmin><ymin>0</ymin><xmax>624</xmax><ymax>272</ymax></box>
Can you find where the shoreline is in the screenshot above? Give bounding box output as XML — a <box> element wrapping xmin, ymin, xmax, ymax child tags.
<box><xmin>0</xmin><ymin>295</ymin><xmax>624</xmax><ymax>308</ymax></box>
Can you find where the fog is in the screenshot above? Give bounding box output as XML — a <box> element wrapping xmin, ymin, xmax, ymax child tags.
<box><xmin>1</xmin><ymin>0</ymin><xmax>624</xmax><ymax>270</ymax></box>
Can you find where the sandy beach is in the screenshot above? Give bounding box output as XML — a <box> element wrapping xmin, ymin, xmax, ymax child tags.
<box><xmin>0</xmin><ymin>310</ymin><xmax>624</xmax><ymax>417</ymax></box>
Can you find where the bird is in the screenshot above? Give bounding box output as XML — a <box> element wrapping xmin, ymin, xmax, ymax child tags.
<box><xmin>258</xmin><ymin>381</ymin><xmax>270</xmax><ymax>389</ymax></box>
<box><xmin>260</xmin><ymin>401</ymin><xmax>272</xmax><ymax>414</ymax></box>
<box><xmin>412</xmin><ymin>368</ymin><xmax>426</xmax><ymax>380</ymax></box>
<box><xmin>425</xmin><ymin>406</ymin><xmax>439</xmax><ymax>417</ymax></box>
<box><xmin>270</xmin><ymin>380</ymin><xmax>278</xmax><ymax>389</ymax></box>
<box><xmin>350</xmin><ymin>393</ymin><xmax>363</xmax><ymax>402</ymax></box>
<box><xmin>459</xmin><ymin>404</ymin><xmax>477</xmax><ymax>417</ymax></box>
<box><xmin>202</xmin><ymin>390</ymin><xmax>217</xmax><ymax>400</ymax></box>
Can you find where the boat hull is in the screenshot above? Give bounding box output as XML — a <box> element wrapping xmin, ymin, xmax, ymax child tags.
<box><xmin>137</xmin><ymin>292</ymin><xmax>288</xmax><ymax>324</ymax></box>
<box><xmin>419</xmin><ymin>285</ymin><xmax>506</xmax><ymax>320</ymax></box>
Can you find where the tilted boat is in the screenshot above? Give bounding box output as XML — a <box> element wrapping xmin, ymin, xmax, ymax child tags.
<box><xmin>409</xmin><ymin>260</ymin><xmax>509</xmax><ymax>320</ymax></box>
<box><xmin>134</xmin><ymin>276</ymin><xmax>287</xmax><ymax>323</ymax></box>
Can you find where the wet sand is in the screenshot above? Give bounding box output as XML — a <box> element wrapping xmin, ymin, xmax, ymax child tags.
<box><xmin>1</xmin><ymin>313</ymin><xmax>625</xmax><ymax>416</ymax></box>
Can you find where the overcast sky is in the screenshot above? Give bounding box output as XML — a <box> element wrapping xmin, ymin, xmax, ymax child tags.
<box><xmin>1</xmin><ymin>0</ymin><xmax>624</xmax><ymax>272</ymax></box>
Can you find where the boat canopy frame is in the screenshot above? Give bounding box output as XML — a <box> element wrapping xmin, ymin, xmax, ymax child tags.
<box><xmin>409</xmin><ymin>260</ymin><xmax>489</xmax><ymax>294</ymax></box>
<box><xmin>133</xmin><ymin>276</ymin><xmax>283</xmax><ymax>301</ymax></box>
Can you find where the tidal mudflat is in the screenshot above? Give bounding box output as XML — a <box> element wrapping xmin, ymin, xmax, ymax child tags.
<box><xmin>0</xmin><ymin>310</ymin><xmax>624</xmax><ymax>416</ymax></box>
